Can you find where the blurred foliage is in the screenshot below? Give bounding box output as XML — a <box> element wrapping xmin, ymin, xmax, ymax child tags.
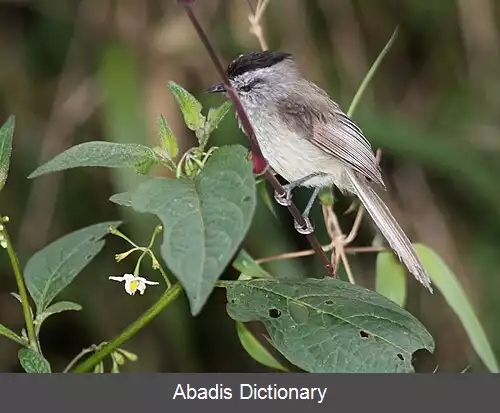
<box><xmin>1</xmin><ymin>0</ymin><xmax>500</xmax><ymax>372</ymax></box>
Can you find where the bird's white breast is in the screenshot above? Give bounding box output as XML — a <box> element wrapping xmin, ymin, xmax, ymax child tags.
<box><xmin>240</xmin><ymin>102</ymin><xmax>349</xmax><ymax>189</ymax></box>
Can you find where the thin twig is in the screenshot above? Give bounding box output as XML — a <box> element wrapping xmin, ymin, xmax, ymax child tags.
<box><xmin>248</xmin><ymin>0</ymin><xmax>271</xmax><ymax>50</ymax></box>
<box><xmin>255</xmin><ymin>243</ymin><xmax>387</xmax><ymax>265</ymax></box>
<box><xmin>322</xmin><ymin>205</ymin><xmax>356</xmax><ymax>284</ymax></box>
<box><xmin>179</xmin><ymin>1</ymin><xmax>334</xmax><ymax>277</ymax></box>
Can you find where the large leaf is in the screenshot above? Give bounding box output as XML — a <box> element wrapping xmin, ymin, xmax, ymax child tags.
<box><xmin>116</xmin><ymin>145</ymin><xmax>255</xmax><ymax>315</ymax></box>
<box><xmin>376</xmin><ymin>252</ymin><xmax>407</xmax><ymax>307</ymax></box>
<box><xmin>224</xmin><ymin>278</ymin><xmax>434</xmax><ymax>372</ymax></box>
<box><xmin>18</xmin><ymin>348</ymin><xmax>51</xmax><ymax>373</ymax></box>
<box><xmin>0</xmin><ymin>115</ymin><xmax>14</xmax><ymax>191</ymax></box>
<box><xmin>414</xmin><ymin>244</ymin><xmax>499</xmax><ymax>372</ymax></box>
<box><xmin>28</xmin><ymin>142</ymin><xmax>158</xmax><ymax>178</ymax></box>
<box><xmin>24</xmin><ymin>221</ymin><xmax>121</xmax><ymax>314</ymax></box>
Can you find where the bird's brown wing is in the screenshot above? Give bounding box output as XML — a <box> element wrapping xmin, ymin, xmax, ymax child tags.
<box><xmin>277</xmin><ymin>86</ymin><xmax>384</xmax><ymax>187</ymax></box>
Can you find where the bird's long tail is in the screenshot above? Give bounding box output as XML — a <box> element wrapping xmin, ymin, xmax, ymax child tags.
<box><xmin>346</xmin><ymin>170</ymin><xmax>433</xmax><ymax>292</ymax></box>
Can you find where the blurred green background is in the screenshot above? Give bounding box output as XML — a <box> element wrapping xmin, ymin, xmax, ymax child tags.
<box><xmin>1</xmin><ymin>0</ymin><xmax>500</xmax><ymax>372</ymax></box>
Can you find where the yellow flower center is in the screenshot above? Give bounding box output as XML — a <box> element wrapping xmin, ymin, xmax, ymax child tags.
<box><xmin>129</xmin><ymin>280</ymin><xmax>138</xmax><ymax>293</ymax></box>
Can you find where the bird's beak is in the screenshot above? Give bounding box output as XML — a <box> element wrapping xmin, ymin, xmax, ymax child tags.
<box><xmin>206</xmin><ymin>82</ymin><xmax>226</xmax><ymax>94</ymax></box>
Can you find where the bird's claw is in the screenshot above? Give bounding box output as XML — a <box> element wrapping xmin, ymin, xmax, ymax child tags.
<box><xmin>294</xmin><ymin>217</ymin><xmax>314</xmax><ymax>235</ymax></box>
<box><xmin>274</xmin><ymin>190</ymin><xmax>292</xmax><ymax>206</ymax></box>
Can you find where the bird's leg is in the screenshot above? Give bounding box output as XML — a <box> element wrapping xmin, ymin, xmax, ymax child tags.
<box><xmin>273</xmin><ymin>173</ymin><xmax>321</xmax><ymax>206</ymax></box>
<box><xmin>294</xmin><ymin>186</ymin><xmax>321</xmax><ymax>235</ymax></box>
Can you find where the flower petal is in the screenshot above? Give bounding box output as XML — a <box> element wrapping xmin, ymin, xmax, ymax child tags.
<box><xmin>109</xmin><ymin>276</ymin><xmax>126</xmax><ymax>282</ymax></box>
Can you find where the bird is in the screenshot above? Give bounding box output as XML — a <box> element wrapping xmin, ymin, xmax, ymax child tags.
<box><xmin>207</xmin><ymin>50</ymin><xmax>432</xmax><ymax>292</ymax></box>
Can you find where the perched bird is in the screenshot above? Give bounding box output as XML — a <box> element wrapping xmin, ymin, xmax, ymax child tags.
<box><xmin>207</xmin><ymin>51</ymin><xmax>432</xmax><ymax>292</ymax></box>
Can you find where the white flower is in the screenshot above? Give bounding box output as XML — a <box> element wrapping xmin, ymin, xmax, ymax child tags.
<box><xmin>109</xmin><ymin>274</ymin><xmax>159</xmax><ymax>295</ymax></box>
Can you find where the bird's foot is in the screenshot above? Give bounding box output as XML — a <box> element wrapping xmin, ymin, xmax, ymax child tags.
<box><xmin>274</xmin><ymin>189</ymin><xmax>293</xmax><ymax>206</ymax></box>
<box><xmin>294</xmin><ymin>216</ymin><xmax>314</xmax><ymax>235</ymax></box>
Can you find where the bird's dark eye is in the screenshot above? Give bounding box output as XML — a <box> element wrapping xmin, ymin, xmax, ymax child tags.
<box><xmin>240</xmin><ymin>78</ymin><xmax>262</xmax><ymax>93</ymax></box>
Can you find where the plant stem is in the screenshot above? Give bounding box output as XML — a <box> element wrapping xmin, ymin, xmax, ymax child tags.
<box><xmin>62</xmin><ymin>345</ymin><xmax>100</xmax><ymax>373</ymax></box>
<box><xmin>71</xmin><ymin>283</ymin><xmax>183</xmax><ymax>373</ymax></box>
<box><xmin>179</xmin><ymin>0</ymin><xmax>334</xmax><ymax>277</ymax></box>
<box><xmin>347</xmin><ymin>27</ymin><xmax>398</xmax><ymax>117</ymax></box>
<box><xmin>0</xmin><ymin>217</ymin><xmax>39</xmax><ymax>351</ymax></box>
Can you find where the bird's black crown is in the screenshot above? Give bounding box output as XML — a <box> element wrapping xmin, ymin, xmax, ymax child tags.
<box><xmin>227</xmin><ymin>51</ymin><xmax>292</xmax><ymax>79</ymax></box>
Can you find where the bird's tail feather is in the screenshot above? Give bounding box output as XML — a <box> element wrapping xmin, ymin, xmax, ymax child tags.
<box><xmin>346</xmin><ymin>170</ymin><xmax>433</xmax><ymax>292</ymax></box>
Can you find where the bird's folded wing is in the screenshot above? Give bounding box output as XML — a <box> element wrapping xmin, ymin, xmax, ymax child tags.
<box><xmin>277</xmin><ymin>88</ymin><xmax>384</xmax><ymax>187</ymax></box>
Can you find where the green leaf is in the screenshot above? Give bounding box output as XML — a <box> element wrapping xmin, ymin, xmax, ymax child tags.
<box><xmin>28</xmin><ymin>142</ymin><xmax>158</xmax><ymax>178</ymax></box>
<box><xmin>376</xmin><ymin>252</ymin><xmax>407</xmax><ymax>307</ymax></box>
<box><xmin>207</xmin><ymin>101</ymin><xmax>232</xmax><ymax>134</ymax></box>
<box><xmin>0</xmin><ymin>115</ymin><xmax>15</xmax><ymax>191</ymax></box>
<box><xmin>158</xmin><ymin>114</ymin><xmax>179</xmax><ymax>158</ymax></box>
<box><xmin>125</xmin><ymin>145</ymin><xmax>255</xmax><ymax>315</ymax></box>
<box><xmin>24</xmin><ymin>221</ymin><xmax>121</xmax><ymax>314</ymax></box>
<box><xmin>168</xmin><ymin>81</ymin><xmax>205</xmax><ymax>131</ymax></box>
<box><xmin>0</xmin><ymin>324</ymin><xmax>26</xmax><ymax>346</ymax></box>
<box><xmin>414</xmin><ymin>244</ymin><xmax>499</xmax><ymax>372</ymax></box>
<box><xmin>109</xmin><ymin>192</ymin><xmax>133</xmax><ymax>207</ymax></box>
<box><xmin>224</xmin><ymin>278</ymin><xmax>434</xmax><ymax>372</ymax></box>
<box><xmin>232</xmin><ymin>250</ymin><xmax>272</xmax><ymax>279</ymax></box>
<box><xmin>259</xmin><ymin>181</ymin><xmax>278</xmax><ymax>219</ymax></box>
<box><xmin>34</xmin><ymin>301</ymin><xmax>82</xmax><ymax>335</ymax></box>
<box><xmin>18</xmin><ymin>348</ymin><xmax>51</xmax><ymax>373</ymax></box>
<box><xmin>236</xmin><ymin>321</ymin><xmax>288</xmax><ymax>371</ymax></box>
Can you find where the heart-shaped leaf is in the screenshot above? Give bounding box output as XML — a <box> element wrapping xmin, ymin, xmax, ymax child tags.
<box><xmin>18</xmin><ymin>348</ymin><xmax>51</xmax><ymax>373</ymax></box>
<box><xmin>119</xmin><ymin>145</ymin><xmax>255</xmax><ymax>315</ymax></box>
<box><xmin>0</xmin><ymin>115</ymin><xmax>14</xmax><ymax>191</ymax></box>
<box><xmin>24</xmin><ymin>221</ymin><xmax>121</xmax><ymax>314</ymax></box>
<box><xmin>224</xmin><ymin>278</ymin><xmax>434</xmax><ymax>372</ymax></box>
<box><xmin>28</xmin><ymin>142</ymin><xmax>158</xmax><ymax>178</ymax></box>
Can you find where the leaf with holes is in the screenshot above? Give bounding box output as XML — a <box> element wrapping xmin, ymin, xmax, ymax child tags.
<box><xmin>28</xmin><ymin>142</ymin><xmax>158</xmax><ymax>178</ymax></box>
<box><xmin>376</xmin><ymin>252</ymin><xmax>407</xmax><ymax>307</ymax></box>
<box><xmin>24</xmin><ymin>221</ymin><xmax>121</xmax><ymax>314</ymax></box>
<box><xmin>118</xmin><ymin>145</ymin><xmax>255</xmax><ymax>315</ymax></box>
<box><xmin>18</xmin><ymin>348</ymin><xmax>51</xmax><ymax>373</ymax></box>
<box><xmin>0</xmin><ymin>115</ymin><xmax>14</xmax><ymax>191</ymax></box>
<box><xmin>224</xmin><ymin>278</ymin><xmax>434</xmax><ymax>373</ymax></box>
